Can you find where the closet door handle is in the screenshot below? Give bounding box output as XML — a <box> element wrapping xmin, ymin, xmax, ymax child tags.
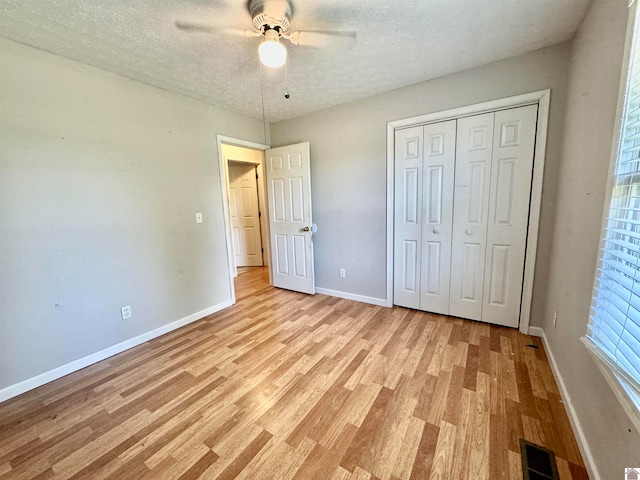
<box><xmin>465</xmin><ymin>229</ymin><xmax>472</xmax><ymax>235</ymax></box>
<box><xmin>433</xmin><ymin>228</ymin><xmax>440</xmax><ymax>234</ymax></box>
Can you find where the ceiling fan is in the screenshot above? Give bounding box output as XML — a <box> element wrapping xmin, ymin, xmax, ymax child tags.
<box><xmin>175</xmin><ymin>0</ymin><xmax>356</xmax><ymax>69</ymax></box>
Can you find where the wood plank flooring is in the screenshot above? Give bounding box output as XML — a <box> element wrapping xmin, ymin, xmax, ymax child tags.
<box><xmin>0</xmin><ymin>267</ymin><xmax>588</xmax><ymax>479</ymax></box>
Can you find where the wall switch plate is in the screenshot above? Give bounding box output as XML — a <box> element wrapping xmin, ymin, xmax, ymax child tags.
<box><xmin>339</xmin><ymin>268</ymin><xmax>346</xmax><ymax>278</ymax></box>
<box><xmin>121</xmin><ymin>305</ymin><xmax>132</xmax><ymax>320</ymax></box>
<box><xmin>195</xmin><ymin>212</ymin><xmax>203</xmax><ymax>224</ymax></box>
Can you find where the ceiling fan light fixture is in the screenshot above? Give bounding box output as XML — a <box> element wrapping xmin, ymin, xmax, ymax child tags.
<box><xmin>259</xmin><ymin>29</ymin><xmax>287</xmax><ymax>68</ymax></box>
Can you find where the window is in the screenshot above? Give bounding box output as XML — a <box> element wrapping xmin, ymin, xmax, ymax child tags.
<box><xmin>583</xmin><ymin>2</ymin><xmax>640</xmax><ymax>429</ymax></box>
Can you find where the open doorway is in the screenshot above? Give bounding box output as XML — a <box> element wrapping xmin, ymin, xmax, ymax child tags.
<box><xmin>217</xmin><ymin>135</ymin><xmax>270</xmax><ymax>305</ymax></box>
<box><xmin>220</xmin><ymin>142</ymin><xmax>270</xmax><ymax>275</ymax></box>
<box><xmin>217</xmin><ymin>135</ymin><xmax>315</xmax><ymax>304</ymax></box>
<box><xmin>227</xmin><ymin>160</ymin><xmax>270</xmax><ymax>297</ymax></box>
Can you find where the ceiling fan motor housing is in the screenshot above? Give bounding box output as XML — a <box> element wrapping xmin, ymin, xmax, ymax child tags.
<box><xmin>250</xmin><ymin>0</ymin><xmax>292</xmax><ymax>34</ymax></box>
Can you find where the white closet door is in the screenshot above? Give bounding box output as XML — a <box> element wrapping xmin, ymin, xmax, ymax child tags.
<box><xmin>393</xmin><ymin>126</ymin><xmax>423</xmax><ymax>309</ymax></box>
<box><xmin>449</xmin><ymin>113</ymin><xmax>495</xmax><ymax>321</ymax></box>
<box><xmin>419</xmin><ymin>120</ymin><xmax>456</xmax><ymax>315</ymax></box>
<box><xmin>482</xmin><ymin>105</ymin><xmax>538</xmax><ymax>327</ymax></box>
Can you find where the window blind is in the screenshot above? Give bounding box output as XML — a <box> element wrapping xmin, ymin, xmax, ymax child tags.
<box><xmin>585</xmin><ymin>4</ymin><xmax>640</xmax><ymax>411</ymax></box>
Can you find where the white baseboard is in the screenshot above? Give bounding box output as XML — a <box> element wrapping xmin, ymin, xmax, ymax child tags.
<box><xmin>529</xmin><ymin>326</ymin><xmax>601</xmax><ymax>480</ymax></box>
<box><xmin>528</xmin><ymin>326</ymin><xmax>544</xmax><ymax>337</ymax></box>
<box><xmin>315</xmin><ymin>287</ymin><xmax>388</xmax><ymax>307</ymax></box>
<box><xmin>0</xmin><ymin>299</ymin><xmax>234</xmax><ymax>403</ymax></box>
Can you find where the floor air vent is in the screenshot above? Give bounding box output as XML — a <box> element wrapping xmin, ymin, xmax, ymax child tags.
<box><xmin>520</xmin><ymin>439</ymin><xmax>560</xmax><ymax>480</ymax></box>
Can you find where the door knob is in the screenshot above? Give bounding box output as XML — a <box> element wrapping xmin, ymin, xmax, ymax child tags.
<box><xmin>433</xmin><ymin>228</ymin><xmax>440</xmax><ymax>234</ymax></box>
<box><xmin>302</xmin><ymin>226</ymin><xmax>310</xmax><ymax>232</ymax></box>
<box><xmin>465</xmin><ymin>229</ymin><xmax>472</xmax><ymax>235</ymax></box>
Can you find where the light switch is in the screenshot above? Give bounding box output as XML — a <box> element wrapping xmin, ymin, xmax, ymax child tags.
<box><xmin>195</xmin><ymin>212</ymin><xmax>203</xmax><ymax>223</ymax></box>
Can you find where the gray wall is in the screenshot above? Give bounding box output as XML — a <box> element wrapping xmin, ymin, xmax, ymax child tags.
<box><xmin>271</xmin><ymin>43</ymin><xmax>570</xmax><ymax>305</ymax></box>
<box><xmin>541</xmin><ymin>0</ymin><xmax>640</xmax><ymax>476</ymax></box>
<box><xmin>0</xmin><ymin>38</ymin><xmax>263</xmax><ymax>391</ymax></box>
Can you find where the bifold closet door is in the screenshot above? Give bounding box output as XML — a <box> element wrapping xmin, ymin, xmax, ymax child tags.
<box><xmin>394</xmin><ymin>121</ymin><xmax>456</xmax><ymax>311</ymax></box>
<box><xmin>393</xmin><ymin>105</ymin><xmax>537</xmax><ymax>328</ymax></box>
<box><xmin>419</xmin><ymin>120</ymin><xmax>456</xmax><ymax>315</ymax></box>
<box><xmin>393</xmin><ymin>126</ymin><xmax>423</xmax><ymax>309</ymax></box>
<box><xmin>482</xmin><ymin>105</ymin><xmax>537</xmax><ymax>327</ymax></box>
<box><xmin>449</xmin><ymin>113</ymin><xmax>495</xmax><ymax>321</ymax></box>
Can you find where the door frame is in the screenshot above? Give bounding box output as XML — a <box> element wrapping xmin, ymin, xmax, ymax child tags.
<box><xmin>385</xmin><ymin>90</ymin><xmax>551</xmax><ymax>334</ymax></box>
<box><xmin>217</xmin><ymin>135</ymin><xmax>271</xmax><ymax>304</ymax></box>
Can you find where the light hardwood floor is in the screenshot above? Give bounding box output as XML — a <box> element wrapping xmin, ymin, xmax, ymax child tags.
<box><xmin>0</xmin><ymin>267</ymin><xmax>588</xmax><ymax>479</ymax></box>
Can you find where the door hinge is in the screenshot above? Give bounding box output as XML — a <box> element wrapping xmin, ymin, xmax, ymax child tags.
<box><xmin>258</xmin><ymin>211</ymin><xmax>262</xmax><ymax>217</ymax></box>
<box><xmin>261</xmin><ymin>247</ymin><xmax>264</xmax><ymax>253</ymax></box>
<box><xmin>256</xmin><ymin>173</ymin><xmax>259</xmax><ymax>180</ymax></box>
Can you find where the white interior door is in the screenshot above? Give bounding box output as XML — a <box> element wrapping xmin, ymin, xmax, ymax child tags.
<box><xmin>266</xmin><ymin>142</ymin><xmax>315</xmax><ymax>294</ymax></box>
<box><xmin>449</xmin><ymin>113</ymin><xmax>495</xmax><ymax>321</ymax></box>
<box><xmin>420</xmin><ymin>120</ymin><xmax>456</xmax><ymax>315</ymax></box>
<box><xmin>228</xmin><ymin>163</ymin><xmax>263</xmax><ymax>267</ymax></box>
<box><xmin>482</xmin><ymin>105</ymin><xmax>538</xmax><ymax>327</ymax></box>
<box><xmin>393</xmin><ymin>126</ymin><xmax>423</xmax><ymax>309</ymax></box>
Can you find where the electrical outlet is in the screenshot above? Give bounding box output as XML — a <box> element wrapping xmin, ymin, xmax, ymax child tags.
<box><xmin>121</xmin><ymin>305</ymin><xmax>132</xmax><ymax>320</ymax></box>
<box><xmin>195</xmin><ymin>212</ymin><xmax>203</xmax><ymax>224</ymax></box>
<box><xmin>339</xmin><ymin>268</ymin><xmax>346</xmax><ymax>278</ymax></box>
<box><xmin>553</xmin><ymin>310</ymin><xmax>558</xmax><ymax>328</ymax></box>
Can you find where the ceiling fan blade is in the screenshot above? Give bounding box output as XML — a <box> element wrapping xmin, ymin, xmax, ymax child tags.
<box><xmin>175</xmin><ymin>21</ymin><xmax>257</xmax><ymax>38</ymax></box>
<box><xmin>286</xmin><ymin>30</ymin><xmax>357</xmax><ymax>47</ymax></box>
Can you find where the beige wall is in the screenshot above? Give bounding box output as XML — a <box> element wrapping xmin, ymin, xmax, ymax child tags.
<box><xmin>541</xmin><ymin>0</ymin><xmax>640</xmax><ymax>477</ymax></box>
<box><xmin>271</xmin><ymin>43</ymin><xmax>570</xmax><ymax>309</ymax></box>
<box><xmin>0</xmin><ymin>38</ymin><xmax>263</xmax><ymax>392</ymax></box>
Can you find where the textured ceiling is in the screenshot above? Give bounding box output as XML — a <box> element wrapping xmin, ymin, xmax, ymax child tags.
<box><xmin>0</xmin><ymin>0</ymin><xmax>590</xmax><ymax>123</ymax></box>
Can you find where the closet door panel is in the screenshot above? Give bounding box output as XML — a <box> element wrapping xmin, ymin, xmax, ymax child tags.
<box><xmin>420</xmin><ymin>120</ymin><xmax>456</xmax><ymax>315</ymax></box>
<box><xmin>450</xmin><ymin>113</ymin><xmax>494</xmax><ymax>321</ymax></box>
<box><xmin>483</xmin><ymin>105</ymin><xmax>538</xmax><ymax>327</ymax></box>
<box><xmin>393</xmin><ymin>126</ymin><xmax>423</xmax><ymax>309</ymax></box>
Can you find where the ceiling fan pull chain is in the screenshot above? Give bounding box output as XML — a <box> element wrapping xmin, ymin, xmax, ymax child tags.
<box><xmin>284</xmin><ymin>62</ymin><xmax>290</xmax><ymax>99</ymax></box>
